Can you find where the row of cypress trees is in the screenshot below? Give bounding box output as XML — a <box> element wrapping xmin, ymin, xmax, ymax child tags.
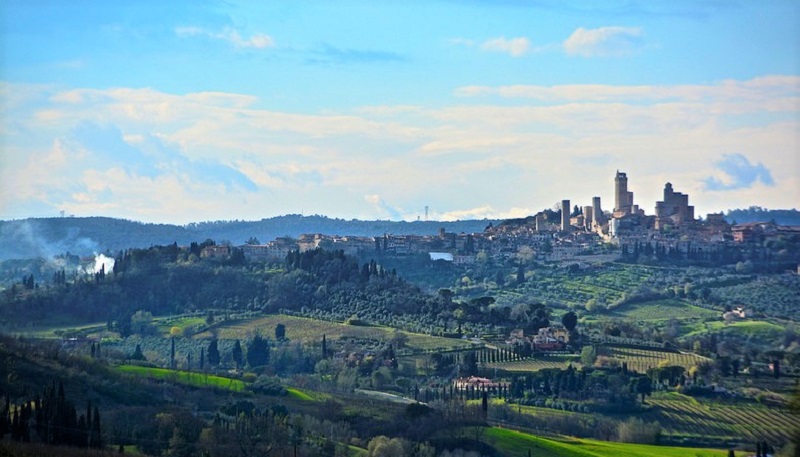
<box><xmin>0</xmin><ymin>380</ymin><xmax>101</xmax><ymax>449</ymax></box>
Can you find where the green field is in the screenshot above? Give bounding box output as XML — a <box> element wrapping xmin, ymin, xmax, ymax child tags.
<box><xmin>484</xmin><ymin>427</ymin><xmax>729</xmax><ymax>457</ymax></box>
<box><xmin>114</xmin><ymin>365</ymin><xmax>247</xmax><ymax>392</ymax></box>
<box><xmin>195</xmin><ymin>314</ymin><xmax>475</xmax><ymax>352</ymax></box>
<box><xmin>598</xmin><ymin>345</ymin><xmax>709</xmax><ymax>373</ymax></box>
<box><xmin>501</xmin><ymin>390</ymin><xmax>800</xmax><ymax>448</ymax></box>
<box><xmin>6</xmin><ymin>321</ymin><xmax>111</xmax><ymax>339</ymax></box>
<box><xmin>609</xmin><ymin>299</ymin><xmax>719</xmax><ymax>322</ymax></box>
<box><xmin>286</xmin><ymin>387</ymin><xmax>316</xmax><ymax>401</ymax></box>
<box><xmin>681</xmin><ymin>320</ymin><xmax>785</xmax><ymax>340</ymax></box>
<box><xmin>155</xmin><ymin>316</ymin><xmax>207</xmax><ymax>336</ymax></box>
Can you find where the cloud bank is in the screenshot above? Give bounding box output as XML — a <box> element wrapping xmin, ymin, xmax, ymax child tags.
<box><xmin>705</xmin><ymin>153</ymin><xmax>775</xmax><ymax>191</ymax></box>
<box><xmin>1</xmin><ymin>75</ymin><xmax>797</xmax><ymax>223</ymax></box>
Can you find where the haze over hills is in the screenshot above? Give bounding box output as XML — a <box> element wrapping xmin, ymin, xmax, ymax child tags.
<box><xmin>1</xmin><ymin>207</ymin><xmax>797</xmax><ymax>261</ymax></box>
<box><xmin>0</xmin><ymin>214</ymin><xmax>498</xmax><ymax>260</ymax></box>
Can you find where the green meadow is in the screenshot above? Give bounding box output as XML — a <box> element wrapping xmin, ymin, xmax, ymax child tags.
<box><xmin>484</xmin><ymin>427</ymin><xmax>729</xmax><ymax>457</ymax></box>
<box><xmin>195</xmin><ymin>313</ymin><xmax>475</xmax><ymax>352</ymax></box>
<box><xmin>114</xmin><ymin>365</ymin><xmax>247</xmax><ymax>392</ymax></box>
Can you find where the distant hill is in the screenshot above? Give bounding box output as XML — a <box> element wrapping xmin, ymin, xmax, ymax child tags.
<box><xmin>0</xmin><ymin>215</ymin><xmax>497</xmax><ymax>260</ymax></box>
<box><xmin>724</xmin><ymin>207</ymin><xmax>800</xmax><ymax>226</ymax></box>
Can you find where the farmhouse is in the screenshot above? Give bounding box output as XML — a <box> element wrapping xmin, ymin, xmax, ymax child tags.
<box><xmin>453</xmin><ymin>376</ymin><xmax>504</xmax><ymax>390</ymax></box>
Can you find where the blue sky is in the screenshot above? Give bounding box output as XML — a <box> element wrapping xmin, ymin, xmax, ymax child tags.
<box><xmin>1</xmin><ymin>0</ymin><xmax>798</xmax><ymax>223</ymax></box>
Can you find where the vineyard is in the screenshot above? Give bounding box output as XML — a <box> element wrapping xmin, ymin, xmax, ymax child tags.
<box><xmin>485</xmin><ymin>346</ymin><xmax>708</xmax><ymax>374</ymax></box>
<box><xmin>484</xmin><ymin>427</ymin><xmax>729</xmax><ymax>457</ymax></box>
<box><xmin>193</xmin><ymin>314</ymin><xmax>476</xmax><ymax>352</ymax></box>
<box><xmin>598</xmin><ymin>345</ymin><xmax>708</xmax><ymax>373</ymax></box>
<box><xmin>487</xmin><ymin>354</ymin><xmax>581</xmax><ymax>372</ymax></box>
<box><xmin>640</xmin><ymin>392</ymin><xmax>800</xmax><ymax>446</ymax></box>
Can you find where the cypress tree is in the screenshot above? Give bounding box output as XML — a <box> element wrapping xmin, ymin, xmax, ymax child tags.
<box><xmin>232</xmin><ymin>340</ymin><xmax>243</xmax><ymax>369</ymax></box>
<box><xmin>91</xmin><ymin>406</ymin><xmax>101</xmax><ymax>448</ymax></box>
<box><xmin>208</xmin><ymin>340</ymin><xmax>220</xmax><ymax>366</ymax></box>
<box><xmin>170</xmin><ymin>337</ymin><xmax>176</xmax><ymax>369</ymax></box>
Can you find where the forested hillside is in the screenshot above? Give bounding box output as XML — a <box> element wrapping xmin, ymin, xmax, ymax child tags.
<box><xmin>725</xmin><ymin>207</ymin><xmax>800</xmax><ymax>225</ymax></box>
<box><xmin>0</xmin><ymin>245</ymin><xmax>482</xmax><ymax>337</ymax></box>
<box><xmin>0</xmin><ymin>215</ymin><xmax>496</xmax><ymax>260</ymax></box>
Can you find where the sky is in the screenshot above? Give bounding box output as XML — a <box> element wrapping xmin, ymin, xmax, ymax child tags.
<box><xmin>1</xmin><ymin>0</ymin><xmax>798</xmax><ymax>224</ymax></box>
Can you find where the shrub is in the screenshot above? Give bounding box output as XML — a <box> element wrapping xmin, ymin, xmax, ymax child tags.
<box><xmin>617</xmin><ymin>417</ymin><xmax>661</xmax><ymax>444</ymax></box>
<box><xmin>250</xmin><ymin>375</ymin><xmax>286</xmax><ymax>396</ymax></box>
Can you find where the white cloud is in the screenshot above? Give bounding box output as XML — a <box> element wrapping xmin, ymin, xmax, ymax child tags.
<box><xmin>2</xmin><ymin>76</ymin><xmax>798</xmax><ymax>223</ymax></box>
<box><xmin>563</xmin><ymin>26</ymin><xmax>643</xmax><ymax>57</ymax></box>
<box><xmin>454</xmin><ymin>76</ymin><xmax>800</xmax><ymax>107</ymax></box>
<box><xmin>480</xmin><ymin>37</ymin><xmax>531</xmax><ymax>57</ymax></box>
<box><xmin>364</xmin><ymin>194</ymin><xmax>403</xmax><ymax>219</ymax></box>
<box><xmin>175</xmin><ymin>26</ymin><xmax>274</xmax><ymax>49</ymax></box>
<box><xmin>438</xmin><ymin>206</ymin><xmax>533</xmax><ymax>221</ymax></box>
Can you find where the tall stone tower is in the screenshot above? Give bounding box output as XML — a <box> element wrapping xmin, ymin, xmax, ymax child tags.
<box><xmin>583</xmin><ymin>206</ymin><xmax>594</xmax><ymax>230</ymax></box>
<box><xmin>654</xmin><ymin>182</ymin><xmax>695</xmax><ymax>229</ymax></box>
<box><xmin>561</xmin><ymin>199</ymin><xmax>570</xmax><ymax>232</ymax></box>
<box><xmin>592</xmin><ymin>196</ymin><xmax>603</xmax><ymax>225</ymax></box>
<box><xmin>614</xmin><ymin>171</ymin><xmax>634</xmax><ymax>215</ymax></box>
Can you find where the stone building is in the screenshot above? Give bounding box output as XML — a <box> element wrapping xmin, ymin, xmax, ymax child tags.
<box><xmin>654</xmin><ymin>182</ymin><xmax>694</xmax><ymax>229</ymax></box>
<box><xmin>614</xmin><ymin>171</ymin><xmax>635</xmax><ymax>216</ymax></box>
<box><xmin>561</xmin><ymin>199</ymin><xmax>571</xmax><ymax>232</ymax></box>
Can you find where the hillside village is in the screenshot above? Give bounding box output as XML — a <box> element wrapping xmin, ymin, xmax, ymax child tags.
<box><xmin>205</xmin><ymin>171</ymin><xmax>799</xmax><ymax>270</ymax></box>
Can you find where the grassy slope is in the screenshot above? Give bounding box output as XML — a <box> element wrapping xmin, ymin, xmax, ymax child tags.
<box><xmin>114</xmin><ymin>365</ymin><xmax>247</xmax><ymax>391</ymax></box>
<box><xmin>680</xmin><ymin>319</ymin><xmax>785</xmax><ymax>341</ymax></box>
<box><xmin>485</xmin><ymin>427</ymin><xmax>729</xmax><ymax>457</ymax></box>
<box><xmin>286</xmin><ymin>387</ymin><xmax>315</xmax><ymax>401</ymax></box>
<box><xmin>609</xmin><ymin>299</ymin><xmax>719</xmax><ymax>322</ymax></box>
<box><xmin>195</xmin><ymin>314</ymin><xmax>475</xmax><ymax>351</ymax></box>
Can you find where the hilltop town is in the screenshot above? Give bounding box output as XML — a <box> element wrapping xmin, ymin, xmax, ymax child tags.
<box><xmin>206</xmin><ymin>171</ymin><xmax>799</xmax><ymax>269</ymax></box>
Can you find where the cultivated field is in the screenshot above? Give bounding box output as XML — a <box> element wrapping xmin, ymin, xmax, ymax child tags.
<box><xmin>193</xmin><ymin>314</ymin><xmax>476</xmax><ymax>352</ymax></box>
<box><xmin>483</xmin><ymin>427</ymin><xmax>729</xmax><ymax>457</ymax></box>
<box><xmin>640</xmin><ymin>392</ymin><xmax>800</xmax><ymax>446</ymax></box>
<box><xmin>681</xmin><ymin>320</ymin><xmax>786</xmax><ymax>340</ymax></box>
<box><xmin>114</xmin><ymin>364</ymin><xmax>246</xmax><ymax>392</ymax></box>
<box><xmin>598</xmin><ymin>345</ymin><xmax>709</xmax><ymax>373</ymax></box>
<box><xmin>487</xmin><ymin>354</ymin><xmax>581</xmax><ymax>372</ymax></box>
<box><xmin>609</xmin><ymin>299</ymin><xmax>719</xmax><ymax>322</ymax></box>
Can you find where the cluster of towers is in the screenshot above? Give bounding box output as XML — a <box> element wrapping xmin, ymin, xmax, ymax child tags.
<box><xmin>558</xmin><ymin>170</ymin><xmax>695</xmax><ymax>234</ymax></box>
<box><xmin>560</xmin><ymin>195</ymin><xmax>606</xmax><ymax>233</ymax></box>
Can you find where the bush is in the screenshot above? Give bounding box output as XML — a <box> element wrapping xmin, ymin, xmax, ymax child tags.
<box><xmin>250</xmin><ymin>375</ymin><xmax>286</xmax><ymax>396</ymax></box>
<box><xmin>617</xmin><ymin>417</ymin><xmax>661</xmax><ymax>444</ymax></box>
<box><xmin>345</xmin><ymin>315</ymin><xmax>367</xmax><ymax>326</ymax></box>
